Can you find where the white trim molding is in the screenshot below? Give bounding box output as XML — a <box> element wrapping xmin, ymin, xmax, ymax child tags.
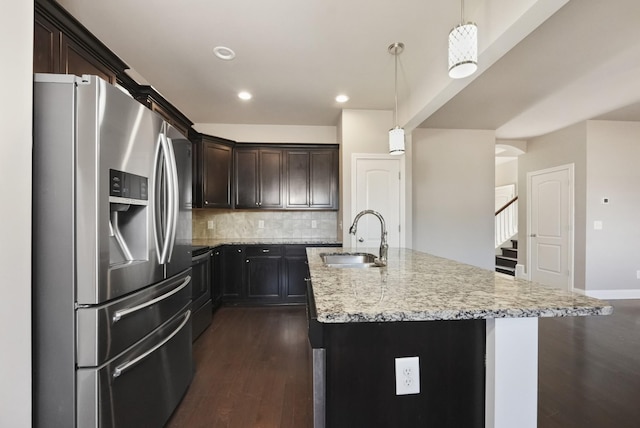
<box><xmin>583</xmin><ymin>289</ymin><xmax>640</xmax><ymax>300</ymax></box>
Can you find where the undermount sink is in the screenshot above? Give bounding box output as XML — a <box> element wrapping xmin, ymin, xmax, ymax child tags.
<box><xmin>319</xmin><ymin>252</ymin><xmax>382</xmax><ymax>268</ymax></box>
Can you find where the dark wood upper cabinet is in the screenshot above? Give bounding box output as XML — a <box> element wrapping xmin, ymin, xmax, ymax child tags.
<box><xmin>34</xmin><ymin>14</ymin><xmax>60</xmax><ymax>74</ymax></box>
<box><xmin>34</xmin><ymin>0</ymin><xmax>193</xmax><ymax>137</ymax></box>
<box><xmin>61</xmin><ymin>34</ymin><xmax>115</xmax><ymax>84</ymax></box>
<box><xmin>286</xmin><ymin>147</ymin><xmax>338</xmax><ymax>209</ymax></box>
<box><xmin>234</xmin><ymin>147</ymin><xmax>284</xmax><ymax>209</ymax></box>
<box><xmin>197</xmin><ymin>136</ymin><xmax>234</xmax><ymax>208</ymax></box>
<box><xmin>259</xmin><ymin>150</ymin><xmax>284</xmax><ymax>208</ymax></box>
<box><xmin>34</xmin><ymin>1</ymin><xmax>123</xmax><ymax>84</ymax></box>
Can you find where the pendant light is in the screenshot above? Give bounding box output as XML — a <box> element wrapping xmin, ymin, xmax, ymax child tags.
<box><xmin>448</xmin><ymin>0</ymin><xmax>478</xmax><ymax>79</ymax></box>
<box><xmin>388</xmin><ymin>42</ymin><xmax>405</xmax><ymax>155</ymax></box>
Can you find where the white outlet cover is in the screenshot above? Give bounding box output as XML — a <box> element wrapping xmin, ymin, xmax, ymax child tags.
<box><xmin>258</xmin><ymin>220</ymin><xmax>264</xmax><ymax>229</ymax></box>
<box><xmin>395</xmin><ymin>356</ymin><xmax>420</xmax><ymax>395</ymax></box>
<box><xmin>207</xmin><ymin>220</ymin><xmax>214</xmax><ymax>230</ymax></box>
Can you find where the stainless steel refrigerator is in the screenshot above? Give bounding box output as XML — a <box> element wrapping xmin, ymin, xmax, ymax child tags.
<box><xmin>33</xmin><ymin>74</ymin><xmax>193</xmax><ymax>428</ymax></box>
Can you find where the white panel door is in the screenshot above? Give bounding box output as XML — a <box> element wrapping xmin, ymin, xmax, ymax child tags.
<box><xmin>527</xmin><ymin>165</ymin><xmax>573</xmax><ymax>291</ymax></box>
<box><xmin>353</xmin><ymin>157</ymin><xmax>402</xmax><ymax>249</ymax></box>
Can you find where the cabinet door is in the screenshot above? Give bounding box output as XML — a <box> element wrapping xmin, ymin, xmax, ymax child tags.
<box><xmin>258</xmin><ymin>149</ymin><xmax>284</xmax><ymax>208</ymax></box>
<box><xmin>284</xmin><ymin>256</ymin><xmax>309</xmax><ymax>301</ymax></box>
<box><xmin>222</xmin><ymin>246</ymin><xmax>244</xmax><ymax>300</ymax></box>
<box><xmin>61</xmin><ymin>34</ymin><xmax>115</xmax><ymax>84</ymax></box>
<box><xmin>202</xmin><ymin>139</ymin><xmax>233</xmax><ymax>208</ymax></box>
<box><xmin>34</xmin><ymin>14</ymin><xmax>61</xmax><ymax>74</ymax></box>
<box><xmin>210</xmin><ymin>248</ymin><xmax>223</xmax><ymax>307</ymax></box>
<box><xmin>234</xmin><ymin>149</ymin><xmax>259</xmax><ymax>208</ymax></box>
<box><xmin>150</xmin><ymin>102</ymin><xmax>189</xmax><ymax>137</ymax></box>
<box><xmin>310</xmin><ymin>149</ymin><xmax>338</xmax><ymax>209</ymax></box>
<box><xmin>244</xmin><ymin>246</ymin><xmax>282</xmax><ymax>301</ymax></box>
<box><xmin>245</xmin><ymin>256</ymin><xmax>281</xmax><ymax>299</ymax></box>
<box><xmin>286</xmin><ymin>151</ymin><xmax>310</xmax><ymax>208</ymax></box>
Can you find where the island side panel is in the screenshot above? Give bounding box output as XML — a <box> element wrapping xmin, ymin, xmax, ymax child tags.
<box><xmin>323</xmin><ymin>319</ymin><xmax>486</xmax><ymax>427</ymax></box>
<box><xmin>485</xmin><ymin>317</ymin><xmax>538</xmax><ymax>428</ymax></box>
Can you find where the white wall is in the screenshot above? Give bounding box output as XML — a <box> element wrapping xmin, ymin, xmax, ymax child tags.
<box><xmin>194</xmin><ymin>123</ymin><xmax>337</xmax><ymax>144</ymax></box>
<box><xmin>518</xmin><ymin>122</ymin><xmax>588</xmax><ymax>290</ymax></box>
<box><xmin>412</xmin><ymin>129</ymin><xmax>495</xmax><ymax>269</ymax></box>
<box><xmin>0</xmin><ymin>2</ymin><xmax>32</xmax><ymax>426</ymax></box>
<box><xmin>339</xmin><ymin>109</ymin><xmax>399</xmax><ymax>243</ymax></box>
<box><xmin>585</xmin><ymin>121</ymin><xmax>640</xmax><ymax>298</ymax></box>
<box><xmin>495</xmin><ymin>159</ymin><xmax>518</xmax><ymax>189</ymax></box>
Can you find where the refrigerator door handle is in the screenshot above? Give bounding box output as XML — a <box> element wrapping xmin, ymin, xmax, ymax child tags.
<box><xmin>112</xmin><ymin>309</ymin><xmax>191</xmax><ymax>379</ymax></box>
<box><xmin>111</xmin><ymin>275</ymin><xmax>191</xmax><ymax>323</ymax></box>
<box><xmin>163</xmin><ymin>134</ymin><xmax>179</xmax><ymax>263</ymax></box>
<box><xmin>153</xmin><ymin>133</ymin><xmax>167</xmax><ymax>264</ymax></box>
<box><xmin>154</xmin><ymin>130</ymin><xmax>177</xmax><ymax>265</ymax></box>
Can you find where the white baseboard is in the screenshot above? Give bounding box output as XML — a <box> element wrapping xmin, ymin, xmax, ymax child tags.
<box><xmin>583</xmin><ymin>289</ymin><xmax>640</xmax><ymax>300</ymax></box>
<box><xmin>515</xmin><ymin>264</ymin><xmax>528</xmax><ymax>280</ymax></box>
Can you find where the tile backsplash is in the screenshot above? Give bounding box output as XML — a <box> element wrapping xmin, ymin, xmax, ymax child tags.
<box><xmin>193</xmin><ymin>209</ymin><xmax>338</xmax><ymax>240</ymax></box>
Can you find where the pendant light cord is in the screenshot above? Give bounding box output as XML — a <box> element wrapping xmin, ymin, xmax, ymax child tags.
<box><xmin>394</xmin><ymin>47</ymin><xmax>398</xmax><ymax>126</ymax></box>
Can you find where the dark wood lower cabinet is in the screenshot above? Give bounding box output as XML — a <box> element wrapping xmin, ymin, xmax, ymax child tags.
<box><xmin>284</xmin><ymin>246</ymin><xmax>310</xmax><ymax>302</ymax></box>
<box><xmin>308</xmin><ymin>300</ymin><xmax>486</xmax><ymax>427</ymax></box>
<box><xmin>212</xmin><ymin>244</ymin><xmax>334</xmax><ymax>305</ymax></box>
<box><xmin>220</xmin><ymin>246</ymin><xmax>244</xmax><ymax>301</ymax></box>
<box><xmin>245</xmin><ymin>247</ymin><xmax>282</xmax><ymax>301</ymax></box>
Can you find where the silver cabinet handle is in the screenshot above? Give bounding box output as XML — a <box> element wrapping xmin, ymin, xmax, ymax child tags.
<box><xmin>262</xmin><ymin>249</ymin><xmax>270</xmax><ymax>253</ymax></box>
<box><xmin>358</xmin><ymin>237</ymin><xmax>364</xmax><ymax>243</ymax></box>
<box><xmin>113</xmin><ymin>310</ymin><xmax>190</xmax><ymax>378</ymax></box>
<box><xmin>237</xmin><ymin>249</ymin><xmax>242</xmax><ymax>253</ymax></box>
<box><xmin>112</xmin><ymin>276</ymin><xmax>191</xmax><ymax>323</ymax></box>
<box><xmin>530</xmin><ymin>234</ymin><xmax>537</xmax><ymax>237</ymax></box>
<box><xmin>246</xmin><ymin>259</ymin><xmax>249</xmax><ymax>263</ymax></box>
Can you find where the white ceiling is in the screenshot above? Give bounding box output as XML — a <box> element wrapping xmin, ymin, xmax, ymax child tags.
<box><xmin>57</xmin><ymin>0</ymin><xmax>640</xmax><ymax>139</ymax></box>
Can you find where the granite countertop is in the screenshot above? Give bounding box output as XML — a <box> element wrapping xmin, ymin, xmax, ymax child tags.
<box><xmin>306</xmin><ymin>247</ymin><xmax>613</xmax><ymax>323</ymax></box>
<box><xmin>192</xmin><ymin>238</ymin><xmax>342</xmax><ymax>248</ymax></box>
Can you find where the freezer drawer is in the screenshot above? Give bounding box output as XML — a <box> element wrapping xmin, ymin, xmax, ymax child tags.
<box><xmin>77</xmin><ymin>269</ymin><xmax>192</xmax><ymax>367</ymax></box>
<box><xmin>76</xmin><ymin>306</ymin><xmax>193</xmax><ymax>428</ymax></box>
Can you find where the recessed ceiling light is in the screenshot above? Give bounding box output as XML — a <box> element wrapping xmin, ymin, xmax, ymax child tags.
<box><xmin>335</xmin><ymin>94</ymin><xmax>349</xmax><ymax>103</ymax></box>
<box><xmin>238</xmin><ymin>91</ymin><xmax>252</xmax><ymax>100</ymax></box>
<box><xmin>213</xmin><ymin>46</ymin><xmax>236</xmax><ymax>60</ymax></box>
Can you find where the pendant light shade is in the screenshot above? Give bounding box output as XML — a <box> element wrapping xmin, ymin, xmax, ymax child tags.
<box><xmin>448</xmin><ymin>0</ymin><xmax>477</xmax><ymax>79</ymax></box>
<box><xmin>388</xmin><ymin>42</ymin><xmax>405</xmax><ymax>155</ymax></box>
<box><xmin>389</xmin><ymin>126</ymin><xmax>405</xmax><ymax>155</ymax></box>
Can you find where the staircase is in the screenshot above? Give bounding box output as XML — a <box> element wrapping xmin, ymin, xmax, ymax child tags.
<box><xmin>496</xmin><ymin>239</ymin><xmax>518</xmax><ymax>276</ymax></box>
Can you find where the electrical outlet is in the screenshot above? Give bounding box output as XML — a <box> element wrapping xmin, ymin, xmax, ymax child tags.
<box><xmin>395</xmin><ymin>357</ymin><xmax>420</xmax><ymax>395</ymax></box>
<box><xmin>258</xmin><ymin>220</ymin><xmax>265</xmax><ymax>229</ymax></box>
<box><xmin>311</xmin><ymin>220</ymin><xmax>317</xmax><ymax>229</ymax></box>
<box><xmin>637</xmin><ymin>270</ymin><xmax>640</xmax><ymax>280</ymax></box>
<box><xmin>207</xmin><ymin>220</ymin><xmax>214</xmax><ymax>230</ymax></box>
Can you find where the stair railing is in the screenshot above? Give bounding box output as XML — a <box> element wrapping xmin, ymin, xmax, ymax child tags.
<box><xmin>495</xmin><ymin>196</ymin><xmax>518</xmax><ymax>248</ymax></box>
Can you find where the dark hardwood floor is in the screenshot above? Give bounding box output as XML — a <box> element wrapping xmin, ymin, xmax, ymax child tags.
<box><xmin>538</xmin><ymin>299</ymin><xmax>640</xmax><ymax>428</ymax></box>
<box><xmin>167</xmin><ymin>300</ymin><xmax>640</xmax><ymax>428</ymax></box>
<box><xmin>166</xmin><ymin>306</ymin><xmax>313</xmax><ymax>428</ymax></box>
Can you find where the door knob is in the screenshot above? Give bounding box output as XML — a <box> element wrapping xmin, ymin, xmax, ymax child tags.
<box><xmin>358</xmin><ymin>237</ymin><xmax>364</xmax><ymax>243</ymax></box>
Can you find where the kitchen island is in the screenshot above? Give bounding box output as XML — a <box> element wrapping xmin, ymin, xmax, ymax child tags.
<box><xmin>305</xmin><ymin>247</ymin><xmax>612</xmax><ymax>428</ymax></box>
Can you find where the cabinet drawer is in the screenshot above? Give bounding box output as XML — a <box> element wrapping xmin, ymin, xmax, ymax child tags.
<box><xmin>284</xmin><ymin>245</ymin><xmax>308</xmax><ymax>257</ymax></box>
<box><xmin>245</xmin><ymin>245</ymin><xmax>283</xmax><ymax>257</ymax></box>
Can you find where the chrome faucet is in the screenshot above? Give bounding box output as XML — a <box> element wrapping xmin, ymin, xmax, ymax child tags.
<box><xmin>349</xmin><ymin>210</ymin><xmax>388</xmax><ymax>265</ymax></box>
